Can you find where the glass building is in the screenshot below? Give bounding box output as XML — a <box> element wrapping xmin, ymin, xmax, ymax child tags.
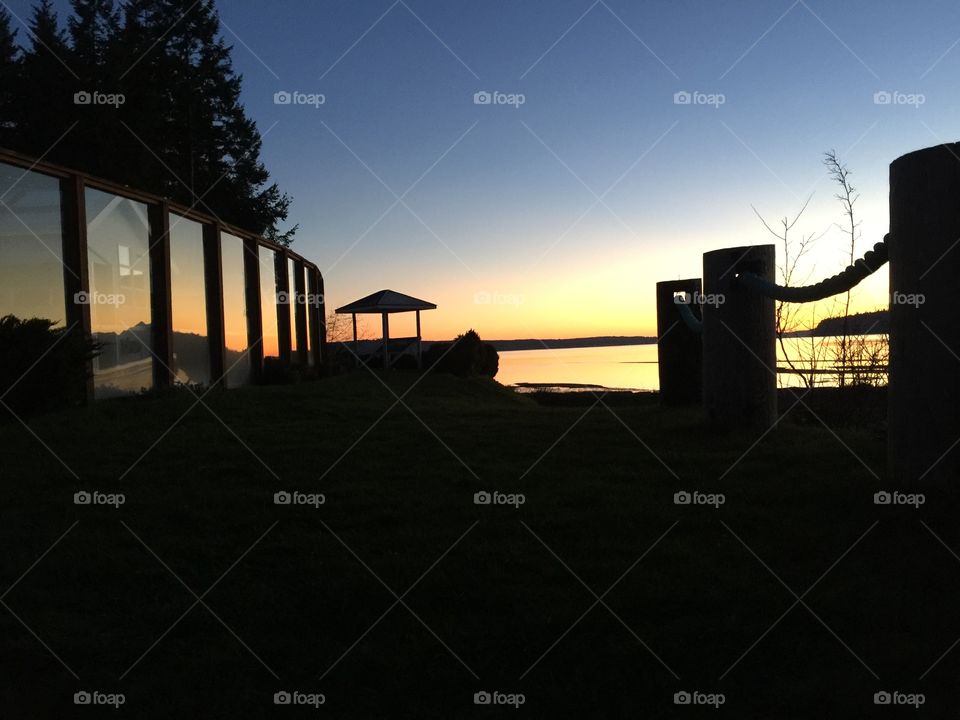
<box><xmin>0</xmin><ymin>150</ymin><xmax>325</xmax><ymax>401</ymax></box>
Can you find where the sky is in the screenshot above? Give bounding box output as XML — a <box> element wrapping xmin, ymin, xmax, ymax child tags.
<box><xmin>9</xmin><ymin>0</ymin><xmax>960</xmax><ymax>339</ymax></box>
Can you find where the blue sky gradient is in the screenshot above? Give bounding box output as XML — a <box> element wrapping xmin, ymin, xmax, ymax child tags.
<box><xmin>9</xmin><ymin>0</ymin><xmax>960</xmax><ymax>337</ymax></box>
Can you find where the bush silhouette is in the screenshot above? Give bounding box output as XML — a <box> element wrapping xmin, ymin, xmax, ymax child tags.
<box><xmin>0</xmin><ymin>316</ymin><xmax>100</xmax><ymax>419</ymax></box>
<box><xmin>424</xmin><ymin>330</ymin><xmax>499</xmax><ymax>378</ymax></box>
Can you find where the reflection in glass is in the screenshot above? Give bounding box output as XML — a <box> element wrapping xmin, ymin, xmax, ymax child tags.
<box><xmin>288</xmin><ymin>257</ymin><xmax>300</xmax><ymax>363</ymax></box>
<box><xmin>259</xmin><ymin>246</ymin><xmax>279</xmax><ymax>359</ymax></box>
<box><xmin>0</xmin><ymin>163</ymin><xmax>65</xmax><ymax>325</ymax></box>
<box><xmin>221</xmin><ymin>233</ymin><xmax>251</xmax><ymax>387</ymax></box>
<box><xmin>303</xmin><ymin>266</ymin><xmax>314</xmax><ymax>366</ymax></box>
<box><xmin>86</xmin><ymin>188</ymin><xmax>153</xmax><ymax>398</ymax></box>
<box><xmin>170</xmin><ymin>215</ymin><xmax>211</xmax><ymax>386</ymax></box>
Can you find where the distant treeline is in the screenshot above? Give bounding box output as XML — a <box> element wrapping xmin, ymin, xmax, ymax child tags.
<box><xmin>810</xmin><ymin>310</ymin><xmax>888</xmax><ymax>337</ymax></box>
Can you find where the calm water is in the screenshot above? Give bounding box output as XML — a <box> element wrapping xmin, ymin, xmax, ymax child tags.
<box><xmin>497</xmin><ymin>337</ymin><xmax>888</xmax><ymax>392</ymax></box>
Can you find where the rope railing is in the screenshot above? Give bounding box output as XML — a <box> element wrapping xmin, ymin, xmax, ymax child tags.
<box><xmin>735</xmin><ymin>235</ymin><xmax>890</xmax><ymax>303</ymax></box>
<box><xmin>673</xmin><ymin>295</ymin><xmax>703</xmax><ymax>334</ymax></box>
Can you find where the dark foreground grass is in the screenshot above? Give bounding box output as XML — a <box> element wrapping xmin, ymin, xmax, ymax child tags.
<box><xmin>0</xmin><ymin>373</ymin><xmax>957</xmax><ymax>718</ymax></box>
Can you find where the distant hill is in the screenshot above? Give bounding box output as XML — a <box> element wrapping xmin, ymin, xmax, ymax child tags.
<box><xmin>485</xmin><ymin>336</ymin><xmax>656</xmax><ymax>351</ymax></box>
<box><xmin>812</xmin><ymin>310</ymin><xmax>888</xmax><ymax>336</ymax></box>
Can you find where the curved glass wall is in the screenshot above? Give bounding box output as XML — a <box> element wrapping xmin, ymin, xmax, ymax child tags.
<box><xmin>85</xmin><ymin>188</ymin><xmax>153</xmax><ymax>398</ymax></box>
<box><xmin>258</xmin><ymin>246</ymin><xmax>280</xmax><ymax>360</ymax></box>
<box><xmin>169</xmin><ymin>214</ymin><xmax>211</xmax><ymax>386</ymax></box>
<box><xmin>222</xmin><ymin>233</ymin><xmax>251</xmax><ymax>387</ymax></box>
<box><xmin>0</xmin><ymin>163</ymin><xmax>65</xmax><ymax>326</ymax></box>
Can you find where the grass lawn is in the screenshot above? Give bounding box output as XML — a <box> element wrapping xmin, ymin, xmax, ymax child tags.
<box><xmin>0</xmin><ymin>372</ymin><xmax>957</xmax><ymax>717</ymax></box>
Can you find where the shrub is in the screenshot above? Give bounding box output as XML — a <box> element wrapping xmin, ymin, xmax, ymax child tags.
<box><xmin>0</xmin><ymin>315</ymin><xmax>100</xmax><ymax>419</ymax></box>
<box><xmin>424</xmin><ymin>329</ymin><xmax>499</xmax><ymax>378</ymax></box>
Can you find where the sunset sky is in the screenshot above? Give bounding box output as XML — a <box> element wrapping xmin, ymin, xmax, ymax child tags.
<box><xmin>14</xmin><ymin>0</ymin><xmax>960</xmax><ymax>339</ymax></box>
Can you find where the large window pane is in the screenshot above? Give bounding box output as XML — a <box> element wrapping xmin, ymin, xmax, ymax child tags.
<box><xmin>0</xmin><ymin>163</ymin><xmax>65</xmax><ymax>325</ymax></box>
<box><xmin>221</xmin><ymin>233</ymin><xmax>251</xmax><ymax>388</ymax></box>
<box><xmin>288</xmin><ymin>257</ymin><xmax>300</xmax><ymax>363</ymax></box>
<box><xmin>259</xmin><ymin>246</ymin><xmax>279</xmax><ymax>360</ymax></box>
<box><xmin>86</xmin><ymin>188</ymin><xmax>152</xmax><ymax>398</ymax></box>
<box><xmin>303</xmin><ymin>266</ymin><xmax>314</xmax><ymax>366</ymax></box>
<box><xmin>169</xmin><ymin>215</ymin><xmax>211</xmax><ymax>386</ymax></box>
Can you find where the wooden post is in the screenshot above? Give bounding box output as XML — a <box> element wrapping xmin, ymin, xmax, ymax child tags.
<box><xmin>148</xmin><ymin>202</ymin><xmax>174</xmax><ymax>389</ymax></box>
<box><xmin>416</xmin><ymin>310</ymin><xmax>422</xmax><ymax>369</ymax></box>
<box><xmin>60</xmin><ymin>174</ymin><xmax>94</xmax><ymax>402</ymax></box>
<box><xmin>702</xmin><ymin>245</ymin><xmax>776</xmax><ymax>428</ymax></box>
<box><xmin>316</xmin><ymin>271</ymin><xmax>328</xmax><ymax>367</ymax></box>
<box><xmin>889</xmin><ymin>144</ymin><xmax>960</xmax><ymax>482</ymax></box>
<box><xmin>202</xmin><ymin>222</ymin><xmax>226</xmax><ymax>385</ymax></box>
<box><xmin>382</xmin><ymin>312</ymin><xmax>390</xmax><ymax>368</ymax></box>
<box><xmin>656</xmin><ymin>278</ymin><xmax>702</xmax><ymax>406</ymax></box>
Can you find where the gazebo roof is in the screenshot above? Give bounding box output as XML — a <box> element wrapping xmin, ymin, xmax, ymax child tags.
<box><xmin>335</xmin><ymin>289</ymin><xmax>437</xmax><ymax>315</ymax></box>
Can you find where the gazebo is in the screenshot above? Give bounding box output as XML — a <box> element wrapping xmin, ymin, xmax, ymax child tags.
<box><xmin>335</xmin><ymin>290</ymin><xmax>437</xmax><ymax>368</ymax></box>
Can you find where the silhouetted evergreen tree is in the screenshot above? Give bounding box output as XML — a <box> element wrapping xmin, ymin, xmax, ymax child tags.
<box><xmin>17</xmin><ymin>1</ymin><xmax>75</xmax><ymax>159</ymax></box>
<box><xmin>0</xmin><ymin>0</ymin><xmax>295</xmax><ymax>243</ymax></box>
<box><xmin>67</xmin><ymin>0</ymin><xmax>121</xmax><ymax>175</ymax></box>
<box><xmin>0</xmin><ymin>9</ymin><xmax>18</xmax><ymax>148</ymax></box>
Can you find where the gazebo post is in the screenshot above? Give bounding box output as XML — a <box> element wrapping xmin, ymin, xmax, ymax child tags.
<box><xmin>352</xmin><ymin>313</ymin><xmax>359</xmax><ymax>366</ymax></box>
<box><xmin>416</xmin><ymin>310</ymin><xmax>422</xmax><ymax>369</ymax></box>
<box><xmin>382</xmin><ymin>312</ymin><xmax>391</xmax><ymax>368</ymax></box>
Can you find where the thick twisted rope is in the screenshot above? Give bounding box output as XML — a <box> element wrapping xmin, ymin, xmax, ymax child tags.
<box><xmin>673</xmin><ymin>294</ymin><xmax>703</xmax><ymax>334</ymax></box>
<box><xmin>735</xmin><ymin>236</ymin><xmax>889</xmax><ymax>303</ymax></box>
